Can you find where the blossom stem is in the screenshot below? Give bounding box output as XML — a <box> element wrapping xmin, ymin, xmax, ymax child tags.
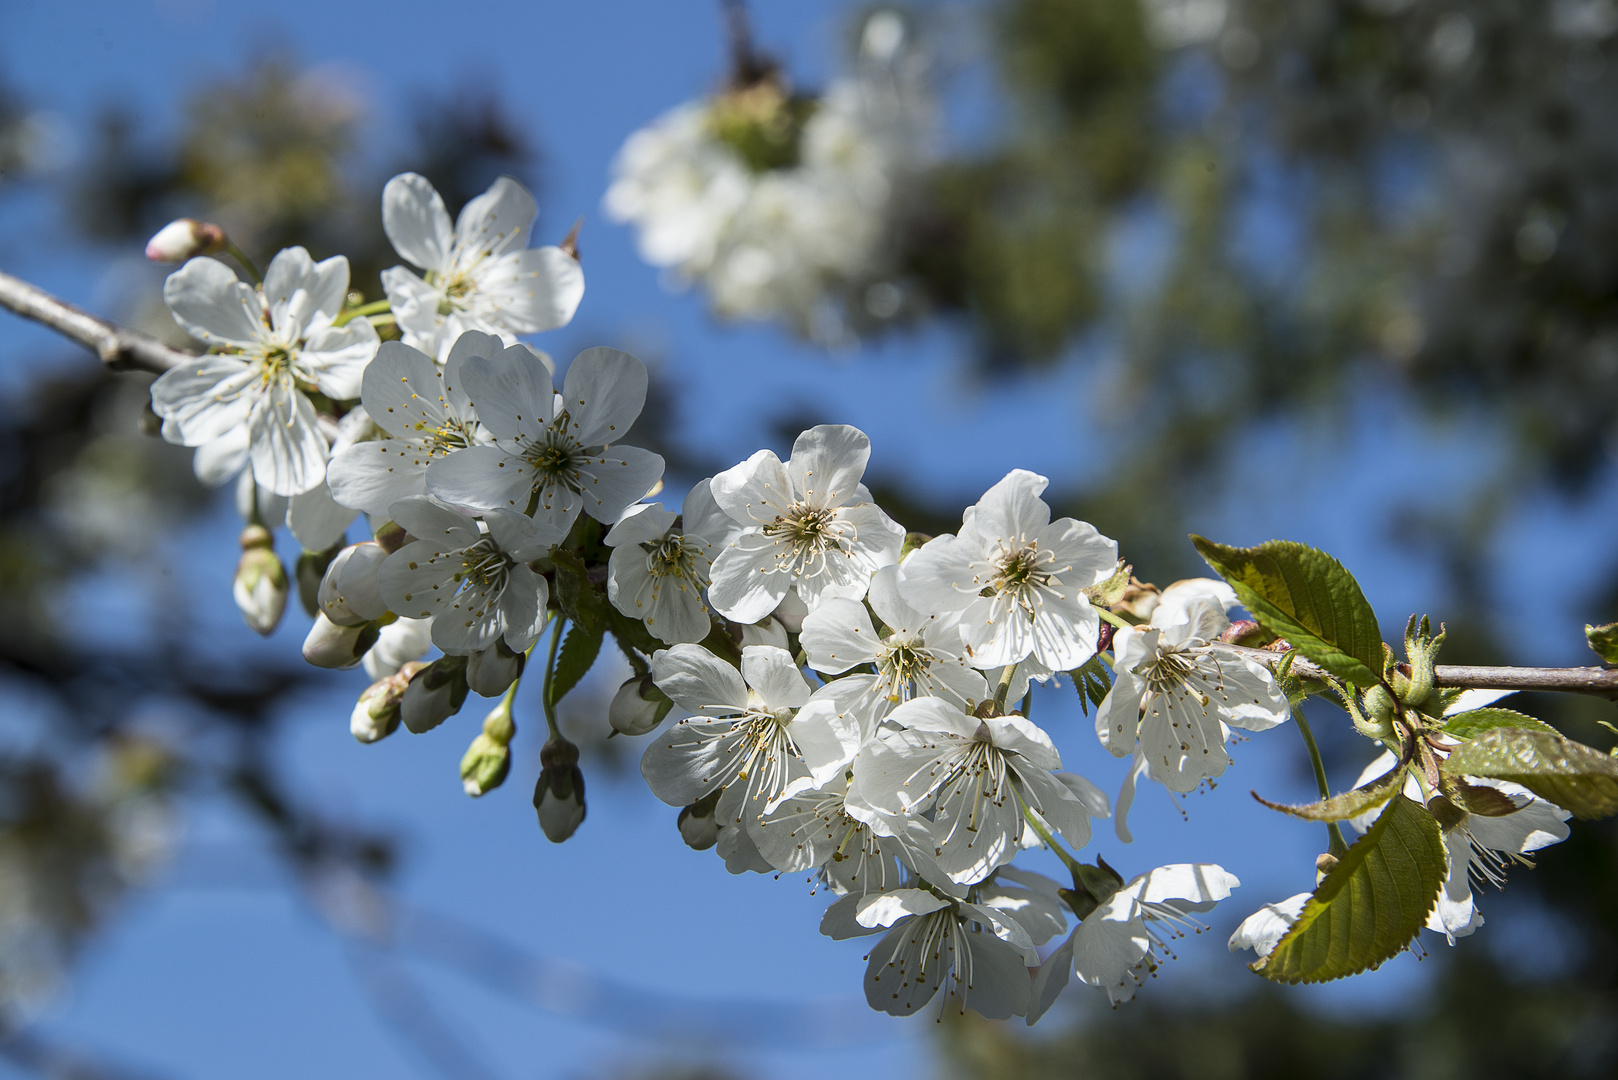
<box><xmin>1294</xmin><ymin>709</ymin><xmax>1349</xmax><ymax>855</ymax></box>
<box><xmin>224</xmin><ymin>241</ymin><xmax>261</xmax><ymax>285</ymax></box>
<box><xmin>993</xmin><ymin>664</ymin><xmax>1017</xmax><ymax>712</ymax></box>
<box><xmin>334</xmin><ymin>299</ymin><xmax>392</xmax><ymax>327</ymax></box>
<box><xmin>1018</xmin><ymin>794</ymin><xmax>1082</xmax><ymax>875</ymax></box>
<box><xmin>1094</xmin><ymin>606</ymin><xmax>1131</xmax><ymax>631</ymax></box>
<box><xmin>1223</xmin><ymin>644</ymin><xmax>1618</xmax><ymax>700</ymax></box>
<box><xmin>1019</xmin><ymin>690</ymin><xmax>1033</xmax><ymax>719</ymax></box>
<box><xmin>541</xmin><ymin>614</ymin><xmax>565</xmax><ymax>741</ymax></box>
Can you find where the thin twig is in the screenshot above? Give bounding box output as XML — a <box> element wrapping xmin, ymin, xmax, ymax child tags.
<box><xmin>0</xmin><ymin>269</ymin><xmax>191</xmax><ymax>375</ymax></box>
<box><xmin>1222</xmin><ymin>644</ymin><xmax>1618</xmax><ymax>699</ymax></box>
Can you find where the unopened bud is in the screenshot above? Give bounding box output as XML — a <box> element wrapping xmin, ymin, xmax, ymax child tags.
<box><xmin>373</xmin><ymin>519</ymin><xmax>409</xmax><ymax>554</ymax></box>
<box><xmin>534</xmin><ymin>736</ymin><xmax>586</xmax><ymax>842</ymax></box>
<box><xmin>350</xmin><ymin>663</ymin><xmax>421</xmax><ymax>744</ymax></box>
<box><xmin>318</xmin><ymin>542</ymin><xmax>389</xmax><ymax>626</ymax></box>
<box><xmin>234</xmin><ymin>525</ymin><xmax>288</xmax><ymax>636</ymax></box>
<box><xmin>302</xmin><ymin>612</ymin><xmax>377</xmax><ymax>669</ymax></box>
<box><xmin>460</xmin><ymin>734</ymin><xmax>512</xmax><ymax>797</ymax></box>
<box><xmin>609</xmin><ymin>674</ymin><xmax>673</xmax><ymax>736</ymax></box>
<box><xmin>466</xmin><ymin>639</ymin><xmax>526</xmax><ymax>698</ymax></box>
<box><xmin>1314</xmin><ymin>852</ymin><xmax>1340</xmax><ymax>882</ymax></box>
<box><xmin>677</xmin><ymin>790</ymin><xmax>721</xmax><ymax>851</ymax></box>
<box><xmin>296</xmin><ymin>543</ymin><xmax>342</xmax><ymax>617</ymax></box>
<box><xmin>401</xmin><ymin>655</ymin><xmax>469</xmax><ymax>733</ymax></box>
<box><xmin>145</xmin><ymin>218</ymin><xmax>226</xmax><ymax>262</ymax></box>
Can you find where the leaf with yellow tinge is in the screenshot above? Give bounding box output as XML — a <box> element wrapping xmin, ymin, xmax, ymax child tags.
<box><xmin>1191</xmin><ymin>537</ymin><xmax>1385</xmax><ymax>688</ymax></box>
<box><xmin>1252</xmin><ymin>795</ymin><xmax>1444</xmax><ymax>984</ymax></box>
<box><xmin>1587</xmin><ymin>622</ymin><xmax>1618</xmax><ymax>666</ymax></box>
<box><xmin>1443</xmin><ymin>727</ymin><xmax>1618</xmax><ymax>820</ymax></box>
<box><xmin>1252</xmin><ymin>766</ymin><xmax>1404</xmax><ymax>823</ymax></box>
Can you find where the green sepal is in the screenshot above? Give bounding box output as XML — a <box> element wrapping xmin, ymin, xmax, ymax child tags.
<box><xmin>1442</xmin><ymin>727</ymin><xmax>1618</xmax><ymax>820</ymax></box>
<box><xmin>1252</xmin><ymin>794</ymin><xmax>1445</xmax><ymax>984</ymax></box>
<box><xmin>1191</xmin><ymin>536</ymin><xmax>1385</xmax><ymax>689</ymax></box>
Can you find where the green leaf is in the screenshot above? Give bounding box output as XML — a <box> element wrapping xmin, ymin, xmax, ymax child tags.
<box><xmin>549</xmin><ymin>619</ymin><xmax>604</xmax><ymax>707</ymax></box>
<box><xmin>551</xmin><ymin>548</ymin><xmax>607</xmax><ymax>632</ymax></box>
<box><xmin>1441</xmin><ymin>707</ymin><xmax>1556</xmax><ymax>739</ymax></box>
<box><xmin>1191</xmin><ymin>536</ymin><xmax>1385</xmax><ymax>688</ymax></box>
<box><xmin>1587</xmin><ymin>622</ymin><xmax>1618</xmax><ymax>666</ymax></box>
<box><xmin>1442</xmin><ymin>727</ymin><xmax>1618</xmax><ymax>820</ymax></box>
<box><xmin>1252</xmin><ymin>766</ymin><xmax>1404</xmax><ymax>823</ymax></box>
<box><xmin>1253</xmin><ymin>794</ymin><xmax>1445</xmax><ymax>984</ymax></box>
<box><xmin>1069</xmin><ymin>654</ymin><xmax>1113</xmax><ymax>716</ymax></box>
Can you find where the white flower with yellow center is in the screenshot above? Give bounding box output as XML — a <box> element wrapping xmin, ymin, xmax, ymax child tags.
<box><xmin>381</xmin><ymin>173</ymin><xmax>583</xmax><ymax>360</ymax></box>
<box><xmin>376</xmin><ymin>496</ymin><xmax>563</xmax><ymax>656</ymax></box>
<box><xmin>640</xmin><ymin>644</ymin><xmax>862</xmax><ymax>835</ymax></box>
<box><xmin>151</xmin><ymin>247</ymin><xmax>379</xmax><ymax>496</ymax></box>
<box><xmin>799</xmin><ymin>564</ymin><xmax>987</xmax><ymax>737</ymax></box>
<box><xmin>604</xmin><ymin>482</ymin><xmax>736</xmax><ymax>644</ymax></box>
<box><xmin>707</xmin><ymin>424</ymin><xmax>904</xmax><ymax>624</ymax></box>
<box><xmin>1096</xmin><ymin>591</ymin><xmax>1290</xmax><ymax>795</ymax></box>
<box><xmin>900</xmin><ymin>469</ymin><xmax>1118</xmax><ymax>672</ymax></box>
<box><xmin>846</xmin><ymin>697</ymin><xmax>1094</xmax><ymax>886</ymax></box>
<box><xmin>424</xmin><ymin>346</ymin><xmax>665</xmax><ymax>534</ymax></box>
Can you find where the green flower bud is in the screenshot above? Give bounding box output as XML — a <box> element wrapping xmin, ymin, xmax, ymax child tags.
<box><xmin>466</xmin><ymin>640</ymin><xmax>526</xmax><ymax>698</ymax></box>
<box><xmin>400</xmin><ymin>655</ymin><xmax>469</xmax><ymax>733</ymax></box>
<box><xmin>350</xmin><ymin>663</ymin><xmax>421</xmax><ymax>744</ymax></box>
<box><xmin>609</xmin><ymin>674</ymin><xmax>673</xmax><ymax>736</ymax></box>
<box><xmin>460</xmin><ymin>733</ymin><xmax>511</xmax><ymax>797</ymax></box>
<box><xmin>302</xmin><ymin>612</ymin><xmax>376</xmax><ymax>669</ymax></box>
<box><xmin>234</xmin><ymin>525</ymin><xmax>288</xmax><ymax>636</ymax></box>
<box><xmin>677</xmin><ymin>791</ymin><xmax>721</xmax><ymax>851</ymax></box>
<box><xmin>534</xmin><ymin>736</ymin><xmax>585</xmax><ymax>842</ymax></box>
<box><xmin>295</xmin><ymin>543</ymin><xmax>342</xmax><ymax>618</ymax></box>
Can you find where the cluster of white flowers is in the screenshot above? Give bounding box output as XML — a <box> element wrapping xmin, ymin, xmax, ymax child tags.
<box><xmin>613</xmin><ymin>439</ymin><xmax>1292</xmax><ymax>1020</ymax></box>
<box><xmin>603</xmin><ymin>10</ymin><xmax>932</xmax><ymax>345</ymax></box>
<box><xmin>137</xmin><ymin>158</ymin><xmax>1573</xmax><ymax>1022</ymax></box>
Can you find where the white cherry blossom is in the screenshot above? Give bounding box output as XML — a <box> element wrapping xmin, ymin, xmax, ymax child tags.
<box><xmin>640</xmin><ymin>645</ymin><xmax>862</xmax><ymax>834</ymax></box>
<box><xmin>820</xmin><ymin>887</ymin><xmax>1037</xmax><ymax>1020</ymax></box>
<box><xmin>604</xmin><ymin>482</ymin><xmax>736</xmax><ymax>644</ymax></box>
<box><xmin>846</xmin><ymin>697</ymin><xmax>1094</xmax><ymax>885</ymax></box>
<box><xmin>376</xmin><ymin>496</ymin><xmax>562</xmax><ymax>656</ymax></box>
<box><xmin>900</xmin><ymin>469</ymin><xmax>1117</xmax><ymax>673</ymax></box>
<box><xmin>1227</xmin><ymin>892</ymin><xmax>1310</xmax><ymax>960</ymax></box>
<box><xmin>1030</xmin><ymin>862</ymin><xmax>1239</xmax><ymax>1018</ymax></box>
<box><xmin>707</xmin><ymin>424</ymin><xmax>904</xmax><ymax>624</ymax></box>
<box><xmin>326</xmin><ymin>332</ymin><xmax>527</xmax><ymax>520</ymax></box>
<box><xmin>152</xmin><ymin>247</ymin><xmax>379</xmax><ymax>496</ymax></box>
<box><xmin>1096</xmin><ymin>591</ymin><xmax>1290</xmax><ymax>794</ymax></box>
<box><xmin>424</xmin><ymin>346</ymin><xmax>665</xmax><ymax>534</ymax></box>
<box><xmin>380</xmin><ymin>173</ymin><xmax>583</xmax><ymax>360</ymax></box>
<box><xmin>798</xmin><ymin>564</ymin><xmax>987</xmax><ymax>736</ymax></box>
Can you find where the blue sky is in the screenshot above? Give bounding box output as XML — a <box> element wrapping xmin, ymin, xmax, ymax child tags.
<box><xmin>2</xmin><ymin>2</ymin><xmax>1616</xmax><ymax>1079</ymax></box>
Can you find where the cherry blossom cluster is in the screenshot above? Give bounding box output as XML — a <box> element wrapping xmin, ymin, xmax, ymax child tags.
<box><xmin>602</xmin><ymin>10</ymin><xmax>932</xmax><ymax>346</ymax></box>
<box><xmin>137</xmin><ymin>165</ymin><xmax>1583</xmax><ymax>1022</ymax></box>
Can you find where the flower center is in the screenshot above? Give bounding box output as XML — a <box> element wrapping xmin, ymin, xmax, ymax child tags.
<box><xmin>455</xmin><ymin>540</ymin><xmax>511</xmax><ymax>593</ymax></box>
<box><xmin>877</xmin><ymin>634</ymin><xmax>930</xmax><ymax>698</ymax></box>
<box><xmin>762</xmin><ymin>503</ymin><xmax>851</xmax><ymax>576</ymax></box>
<box><xmin>521</xmin><ymin>425</ymin><xmax>589</xmax><ymax>506</ymax></box>
<box><xmin>646</xmin><ymin>535</ymin><xmax>699</xmax><ymax>581</ymax></box>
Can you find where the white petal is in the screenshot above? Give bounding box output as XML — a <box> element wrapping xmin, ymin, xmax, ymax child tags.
<box><xmin>163</xmin><ymin>257</ymin><xmax>263</xmax><ymax>347</ymax></box>
<box><xmin>453</xmin><ymin>175</ymin><xmax>536</xmax><ymax>261</ymax></box>
<box><xmin>383</xmin><ymin>173</ymin><xmax>454</xmax><ymax>271</ymax></box>
<box><xmin>460</xmin><ymin>349</ymin><xmax>555</xmax><ymax>447</ymax></box>
<box><xmin>650</xmin><ymin>643</ymin><xmax>749</xmax><ymax>714</ymax></box>
<box><xmin>425</xmin><ymin>445</ymin><xmax>535</xmax><ymax>514</ymax></box>
<box><xmin>387</xmin><ymin>495</ymin><xmax>482</xmax><ymax>546</ymax></box>
<box><xmin>573</xmin><ymin>444</ymin><xmax>666</xmax><ymax>524</ymax></box>
<box><xmin>247</xmin><ymin>379</ymin><xmax>328</xmax><ymax>496</ymax></box>
<box><xmin>740</xmin><ymin>645</ymin><xmax>810</xmax><ymax>710</ymax></box>
<box><xmin>800</xmin><ymin>598</ymin><xmax>880</xmax><ymax>673</ymax></box>
<box><xmin>287</xmin><ymin>482</ymin><xmax>358</xmax><ymax>551</ymax></box>
<box><xmin>786</xmin><ymin>424</ymin><xmax>870</xmax><ymax>508</ymax></box>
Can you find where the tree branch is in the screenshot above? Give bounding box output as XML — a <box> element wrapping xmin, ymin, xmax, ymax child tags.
<box><xmin>0</xmin><ymin>269</ymin><xmax>191</xmax><ymax>375</ymax></box>
<box><xmin>1224</xmin><ymin>645</ymin><xmax>1618</xmax><ymax>699</ymax></box>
